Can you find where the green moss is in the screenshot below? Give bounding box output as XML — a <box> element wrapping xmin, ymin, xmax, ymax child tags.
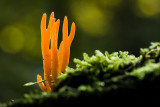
<box><xmin>7</xmin><ymin>42</ymin><xmax>160</xmax><ymax>106</ymax></box>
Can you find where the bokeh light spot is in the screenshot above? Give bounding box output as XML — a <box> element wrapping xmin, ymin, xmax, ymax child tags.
<box><xmin>71</xmin><ymin>1</ymin><xmax>112</xmax><ymax>37</ymax></box>
<box><xmin>137</xmin><ymin>0</ymin><xmax>160</xmax><ymax>17</ymax></box>
<box><xmin>14</xmin><ymin>22</ymin><xmax>41</xmax><ymax>60</ymax></box>
<box><xmin>0</xmin><ymin>26</ymin><xmax>24</xmax><ymax>53</ymax></box>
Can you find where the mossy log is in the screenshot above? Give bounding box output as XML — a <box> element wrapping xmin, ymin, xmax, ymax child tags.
<box><xmin>6</xmin><ymin>42</ymin><xmax>160</xmax><ymax>106</ymax></box>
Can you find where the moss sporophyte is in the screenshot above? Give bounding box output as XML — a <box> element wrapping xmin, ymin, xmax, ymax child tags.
<box><xmin>24</xmin><ymin>12</ymin><xmax>76</xmax><ymax>92</ymax></box>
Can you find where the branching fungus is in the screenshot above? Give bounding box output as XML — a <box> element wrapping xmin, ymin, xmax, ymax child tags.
<box><xmin>37</xmin><ymin>12</ymin><xmax>76</xmax><ymax>92</ymax></box>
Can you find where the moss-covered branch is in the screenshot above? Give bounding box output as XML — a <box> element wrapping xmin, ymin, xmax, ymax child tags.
<box><xmin>6</xmin><ymin>42</ymin><xmax>160</xmax><ymax>106</ymax></box>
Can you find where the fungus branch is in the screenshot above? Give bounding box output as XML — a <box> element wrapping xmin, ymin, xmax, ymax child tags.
<box><xmin>24</xmin><ymin>12</ymin><xmax>76</xmax><ymax>92</ymax></box>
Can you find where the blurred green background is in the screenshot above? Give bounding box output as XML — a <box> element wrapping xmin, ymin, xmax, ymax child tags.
<box><xmin>0</xmin><ymin>0</ymin><xmax>160</xmax><ymax>102</ymax></box>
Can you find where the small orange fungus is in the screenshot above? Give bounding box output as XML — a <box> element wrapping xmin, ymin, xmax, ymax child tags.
<box><xmin>37</xmin><ymin>12</ymin><xmax>76</xmax><ymax>92</ymax></box>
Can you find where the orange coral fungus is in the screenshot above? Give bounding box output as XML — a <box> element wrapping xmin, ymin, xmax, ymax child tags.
<box><xmin>37</xmin><ymin>12</ymin><xmax>76</xmax><ymax>92</ymax></box>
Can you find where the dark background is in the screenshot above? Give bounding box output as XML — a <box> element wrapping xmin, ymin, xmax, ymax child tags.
<box><xmin>0</xmin><ymin>0</ymin><xmax>160</xmax><ymax>102</ymax></box>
